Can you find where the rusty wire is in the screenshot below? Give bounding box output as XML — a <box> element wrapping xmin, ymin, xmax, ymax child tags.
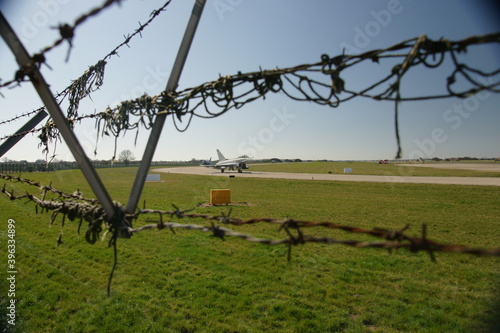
<box><xmin>0</xmin><ymin>0</ymin><xmax>120</xmax><ymax>90</ymax></box>
<box><xmin>0</xmin><ymin>0</ymin><xmax>174</xmax><ymax>160</ymax></box>
<box><xmin>0</xmin><ymin>107</ymin><xmax>45</xmax><ymax>126</ymax></box>
<box><xmin>1</xmin><ymin>172</ymin><xmax>499</xmax><ymax>258</ymax></box>
<box><xmin>129</xmin><ymin>221</ymin><xmax>500</xmax><ymax>260</ymax></box>
<box><xmin>0</xmin><ymin>0</ymin><xmax>172</xmax><ymax>93</ymax></box>
<box><xmin>0</xmin><ymin>173</ymin><xmax>135</xmax><ymax>252</ymax></box>
<box><xmin>2</xmin><ymin>172</ymin><xmax>499</xmax><ymax>295</ymax></box>
<box><xmin>131</xmin><ymin>209</ymin><xmax>500</xmax><ymax>259</ymax></box>
<box><xmin>10</xmin><ymin>32</ymin><xmax>496</xmax><ymax>159</ymax></box>
<box><xmin>0</xmin><ymin>173</ymin><xmax>98</xmax><ymax>204</ymax></box>
<box><xmin>2</xmin><ymin>33</ymin><xmax>499</xmax><ymax>158</ymax></box>
<box><xmin>57</xmin><ymin>0</ymin><xmax>173</xmax><ymax>120</ymax></box>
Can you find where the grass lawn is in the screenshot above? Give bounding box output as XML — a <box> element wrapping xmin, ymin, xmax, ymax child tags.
<box><xmin>249</xmin><ymin>161</ymin><xmax>500</xmax><ymax>177</ymax></box>
<box><xmin>0</xmin><ymin>167</ymin><xmax>499</xmax><ymax>332</ymax></box>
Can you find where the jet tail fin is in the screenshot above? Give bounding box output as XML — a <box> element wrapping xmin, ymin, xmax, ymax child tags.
<box><xmin>216</xmin><ymin>149</ymin><xmax>226</xmax><ymax>161</ymax></box>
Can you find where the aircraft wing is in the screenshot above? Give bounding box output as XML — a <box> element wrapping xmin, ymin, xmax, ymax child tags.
<box><xmin>216</xmin><ymin>161</ymin><xmax>238</xmax><ymax>167</ymax></box>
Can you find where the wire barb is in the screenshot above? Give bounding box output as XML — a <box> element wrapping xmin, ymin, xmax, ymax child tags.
<box><xmin>3</xmin><ymin>172</ymin><xmax>498</xmax><ymax>258</ymax></box>
<box><xmin>14</xmin><ymin>33</ymin><xmax>498</xmax><ymax>159</ymax></box>
<box><xmin>2</xmin><ymin>32</ymin><xmax>498</xmax><ymax>161</ymax></box>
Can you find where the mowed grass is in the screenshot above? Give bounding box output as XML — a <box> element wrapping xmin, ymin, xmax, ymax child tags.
<box><xmin>249</xmin><ymin>161</ymin><xmax>500</xmax><ymax>177</ymax></box>
<box><xmin>0</xmin><ymin>167</ymin><xmax>499</xmax><ymax>332</ymax></box>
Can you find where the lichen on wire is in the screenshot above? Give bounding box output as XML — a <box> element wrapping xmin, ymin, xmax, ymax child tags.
<box><xmin>55</xmin><ymin>0</ymin><xmax>174</xmax><ymax>118</ymax></box>
<box><xmin>65</xmin><ymin>60</ymin><xmax>107</xmax><ymax>119</ymax></box>
<box><xmin>30</xmin><ymin>33</ymin><xmax>499</xmax><ymax>159</ymax></box>
<box><xmin>2</xmin><ymin>22</ymin><xmax>498</xmax><ymax>160</ymax></box>
<box><xmin>0</xmin><ymin>0</ymin><xmax>173</xmax><ymax>95</ymax></box>
<box><xmin>0</xmin><ymin>0</ymin><xmax>175</xmax><ymax>161</ymax></box>
<box><xmin>0</xmin><ymin>0</ymin><xmax>120</xmax><ymax>92</ymax></box>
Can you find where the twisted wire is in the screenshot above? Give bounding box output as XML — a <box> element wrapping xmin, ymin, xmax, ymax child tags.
<box><xmin>17</xmin><ymin>33</ymin><xmax>497</xmax><ymax>158</ymax></box>
<box><xmin>1</xmin><ymin>173</ymin><xmax>498</xmax><ymax>258</ymax></box>
<box><xmin>0</xmin><ymin>107</ymin><xmax>45</xmax><ymax>126</ymax></box>
<box><xmin>3</xmin><ymin>172</ymin><xmax>498</xmax><ymax>295</ymax></box>
<box><xmin>2</xmin><ymin>34</ymin><xmax>498</xmax><ymax>159</ymax></box>
<box><xmin>0</xmin><ymin>0</ymin><xmax>120</xmax><ymax>91</ymax></box>
<box><xmin>57</xmin><ymin>0</ymin><xmax>173</xmax><ymax>119</ymax></box>
<box><xmin>0</xmin><ymin>0</ymin><xmax>172</xmax><ymax>96</ymax></box>
<box><xmin>0</xmin><ymin>0</ymin><xmax>174</xmax><ymax>158</ymax></box>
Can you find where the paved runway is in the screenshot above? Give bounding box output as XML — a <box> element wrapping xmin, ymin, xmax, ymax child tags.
<box><xmin>153</xmin><ymin>165</ymin><xmax>500</xmax><ymax>186</ymax></box>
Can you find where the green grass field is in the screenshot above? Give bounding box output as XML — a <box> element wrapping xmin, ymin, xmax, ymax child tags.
<box><xmin>1</xmin><ymin>166</ymin><xmax>499</xmax><ymax>332</ymax></box>
<box><xmin>249</xmin><ymin>161</ymin><xmax>500</xmax><ymax>177</ymax></box>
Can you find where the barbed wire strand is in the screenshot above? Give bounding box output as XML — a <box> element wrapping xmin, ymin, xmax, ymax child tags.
<box><xmin>58</xmin><ymin>0</ymin><xmax>173</xmax><ymax>120</ymax></box>
<box><xmin>6</xmin><ymin>33</ymin><xmax>496</xmax><ymax>160</ymax></box>
<box><xmin>0</xmin><ymin>1</ymin><xmax>174</xmax><ymax>163</ymax></box>
<box><xmin>0</xmin><ymin>107</ymin><xmax>44</xmax><ymax>126</ymax></box>
<box><xmin>2</xmin><ymin>34</ymin><xmax>499</xmax><ymax>159</ymax></box>
<box><xmin>0</xmin><ymin>0</ymin><xmax>121</xmax><ymax>91</ymax></box>
<box><xmin>45</xmin><ymin>0</ymin><xmax>120</xmax><ymax>61</ymax></box>
<box><xmin>1</xmin><ymin>173</ymin><xmax>499</xmax><ymax>295</ymax></box>
<box><xmin>0</xmin><ymin>0</ymin><xmax>173</xmax><ymax>121</ymax></box>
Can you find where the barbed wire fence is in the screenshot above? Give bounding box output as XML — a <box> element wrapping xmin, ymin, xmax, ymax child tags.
<box><xmin>1</xmin><ymin>173</ymin><xmax>499</xmax><ymax>295</ymax></box>
<box><xmin>0</xmin><ymin>0</ymin><xmax>174</xmax><ymax>160</ymax></box>
<box><xmin>2</xmin><ymin>33</ymin><xmax>499</xmax><ymax>160</ymax></box>
<box><xmin>0</xmin><ymin>0</ymin><xmax>499</xmax><ymax>296</ymax></box>
<box><xmin>0</xmin><ymin>0</ymin><xmax>113</xmax><ymax>91</ymax></box>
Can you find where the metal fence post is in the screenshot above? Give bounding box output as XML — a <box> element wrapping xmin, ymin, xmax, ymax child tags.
<box><xmin>0</xmin><ymin>109</ymin><xmax>48</xmax><ymax>158</ymax></box>
<box><xmin>0</xmin><ymin>12</ymin><xmax>116</xmax><ymax>220</ymax></box>
<box><xmin>125</xmin><ymin>0</ymin><xmax>206</xmax><ymax>214</ymax></box>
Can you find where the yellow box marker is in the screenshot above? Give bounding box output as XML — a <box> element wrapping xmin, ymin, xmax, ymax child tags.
<box><xmin>210</xmin><ymin>189</ymin><xmax>231</xmax><ymax>205</ymax></box>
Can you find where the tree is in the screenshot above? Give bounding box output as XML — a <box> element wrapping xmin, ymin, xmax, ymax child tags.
<box><xmin>118</xmin><ymin>149</ymin><xmax>135</xmax><ymax>165</ymax></box>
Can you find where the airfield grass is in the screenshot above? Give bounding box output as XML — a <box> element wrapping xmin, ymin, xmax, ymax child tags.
<box><xmin>0</xmin><ymin>167</ymin><xmax>499</xmax><ymax>332</ymax></box>
<box><xmin>249</xmin><ymin>161</ymin><xmax>500</xmax><ymax>177</ymax></box>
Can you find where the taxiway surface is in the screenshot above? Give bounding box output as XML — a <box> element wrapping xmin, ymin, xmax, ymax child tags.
<box><xmin>154</xmin><ymin>164</ymin><xmax>500</xmax><ymax>186</ymax></box>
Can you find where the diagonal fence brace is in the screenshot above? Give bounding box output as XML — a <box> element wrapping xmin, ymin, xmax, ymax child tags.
<box><xmin>0</xmin><ymin>109</ymin><xmax>47</xmax><ymax>158</ymax></box>
<box><xmin>0</xmin><ymin>12</ymin><xmax>118</xmax><ymax>223</ymax></box>
<box><xmin>125</xmin><ymin>0</ymin><xmax>206</xmax><ymax>215</ymax></box>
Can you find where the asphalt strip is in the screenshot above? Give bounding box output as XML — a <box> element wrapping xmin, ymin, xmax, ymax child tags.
<box><xmin>153</xmin><ymin>166</ymin><xmax>500</xmax><ymax>186</ymax></box>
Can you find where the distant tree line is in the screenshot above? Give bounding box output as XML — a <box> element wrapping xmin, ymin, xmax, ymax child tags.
<box><xmin>1</xmin><ymin>155</ymin><xmax>498</xmax><ymax>174</ymax></box>
<box><xmin>0</xmin><ymin>159</ymin><xmax>197</xmax><ymax>174</ymax></box>
<box><xmin>430</xmin><ymin>157</ymin><xmax>500</xmax><ymax>162</ymax></box>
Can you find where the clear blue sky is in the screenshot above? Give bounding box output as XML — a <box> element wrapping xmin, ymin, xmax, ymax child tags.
<box><xmin>0</xmin><ymin>0</ymin><xmax>499</xmax><ymax>162</ymax></box>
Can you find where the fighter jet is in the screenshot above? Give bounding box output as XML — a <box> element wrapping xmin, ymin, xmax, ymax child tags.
<box><xmin>199</xmin><ymin>157</ymin><xmax>215</xmax><ymax>167</ymax></box>
<box><xmin>205</xmin><ymin>149</ymin><xmax>251</xmax><ymax>173</ymax></box>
